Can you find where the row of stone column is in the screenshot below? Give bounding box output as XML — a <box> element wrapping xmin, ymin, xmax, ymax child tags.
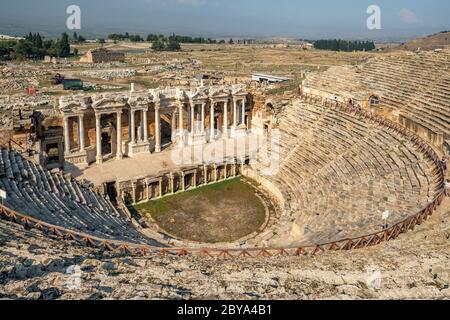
<box><xmin>129</xmin><ymin>109</ymin><xmax>149</xmax><ymax>145</ymax></box>
<box><xmin>127</xmin><ymin>161</ymin><xmax>245</xmax><ymax>204</ymax></box>
<box><xmin>178</xmin><ymin>98</ymin><xmax>247</xmax><ymax>142</ymax></box>
<box><xmin>64</xmin><ymin>98</ymin><xmax>246</xmax><ymax>162</ymax></box>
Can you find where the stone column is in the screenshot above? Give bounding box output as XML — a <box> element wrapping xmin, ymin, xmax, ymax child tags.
<box><xmin>223</xmin><ymin>101</ymin><xmax>228</xmax><ymax>137</ymax></box>
<box><xmin>143</xmin><ymin>109</ymin><xmax>148</xmax><ymax>142</ymax></box>
<box><xmin>116</xmin><ymin>111</ymin><xmax>123</xmax><ymax>159</ymax></box>
<box><xmin>214</xmin><ymin>165</ymin><xmax>218</xmax><ymax>182</ymax></box>
<box><xmin>201</xmin><ymin>103</ymin><xmax>206</xmax><ymax>133</ymax></box>
<box><xmin>127</xmin><ymin>111</ymin><xmax>131</xmax><ymax>141</ymax></box>
<box><xmin>181</xmin><ymin>172</ymin><xmax>185</xmax><ymax>191</ymax></box>
<box><xmin>95</xmin><ymin>114</ymin><xmax>102</xmax><ymax>164</ymax></box>
<box><xmin>203</xmin><ymin>165</ymin><xmax>208</xmax><ymax>184</ymax></box>
<box><xmin>171</xmin><ymin>111</ymin><xmax>177</xmax><ymax>142</ymax></box>
<box><xmin>145</xmin><ymin>180</ymin><xmax>150</xmax><ymax>200</ymax></box>
<box><xmin>154</xmin><ymin>104</ymin><xmax>161</xmax><ymax>153</ymax></box>
<box><xmin>179</xmin><ymin>104</ymin><xmax>184</xmax><ymax>144</ymax></box>
<box><xmin>169</xmin><ymin>174</ymin><xmax>174</xmax><ymax>194</ymax></box>
<box><xmin>131</xmin><ymin>182</ymin><xmax>136</xmax><ymax>204</ymax></box>
<box><xmin>130</xmin><ymin>110</ymin><xmax>136</xmax><ymax>145</ymax></box>
<box><xmin>210</xmin><ymin>101</ymin><xmax>215</xmax><ymax>142</ymax></box>
<box><xmin>233</xmin><ymin>99</ymin><xmax>238</xmax><ymax>128</ymax></box>
<box><xmin>78</xmin><ymin>115</ymin><xmax>85</xmax><ymax>152</ymax></box>
<box><xmin>64</xmin><ymin>116</ymin><xmax>70</xmax><ymax>155</ymax></box>
<box><xmin>241</xmin><ymin>99</ymin><xmax>246</xmax><ymax>125</ymax></box>
<box><xmin>190</xmin><ymin>103</ymin><xmax>195</xmax><ymax>136</ymax></box>
<box><xmin>158</xmin><ymin>177</ymin><xmax>163</xmax><ymax>198</ymax></box>
<box><xmin>193</xmin><ymin>171</ymin><xmax>197</xmax><ymax>188</ymax></box>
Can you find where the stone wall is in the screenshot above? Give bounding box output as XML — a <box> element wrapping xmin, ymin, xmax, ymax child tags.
<box><xmin>80</xmin><ymin>49</ymin><xmax>125</xmax><ymax>64</ymax></box>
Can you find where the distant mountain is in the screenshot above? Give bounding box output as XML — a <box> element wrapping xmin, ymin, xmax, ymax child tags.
<box><xmin>401</xmin><ymin>31</ymin><xmax>450</xmax><ymax>50</ymax></box>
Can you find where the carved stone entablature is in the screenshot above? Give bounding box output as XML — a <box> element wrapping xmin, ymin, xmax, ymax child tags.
<box><xmin>209</xmin><ymin>86</ymin><xmax>232</xmax><ymax>101</ymax></box>
<box><xmin>231</xmin><ymin>85</ymin><xmax>248</xmax><ymax>97</ymax></box>
<box><xmin>59</xmin><ymin>95</ymin><xmax>92</xmax><ymax>116</ymax></box>
<box><xmin>185</xmin><ymin>87</ymin><xmax>210</xmax><ymax>102</ymax></box>
<box><xmin>128</xmin><ymin>92</ymin><xmax>151</xmax><ymax>111</ymax></box>
<box><xmin>92</xmin><ymin>93</ymin><xmax>127</xmax><ymax>114</ymax></box>
<box><xmin>149</xmin><ymin>87</ymin><xmax>184</xmax><ymax>101</ymax></box>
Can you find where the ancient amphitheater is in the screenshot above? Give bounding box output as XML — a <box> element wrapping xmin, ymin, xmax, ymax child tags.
<box><xmin>0</xmin><ymin>49</ymin><xmax>449</xmax><ymax>300</ymax></box>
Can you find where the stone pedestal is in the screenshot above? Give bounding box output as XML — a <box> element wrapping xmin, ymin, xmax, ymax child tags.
<box><xmin>230</xmin><ymin>125</ymin><xmax>247</xmax><ymax>138</ymax></box>
<box><xmin>128</xmin><ymin>141</ymin><xmax>150</xmax><ymax>157</ymax></box>
<box><xmin>64</xmin><ymin>151</ymin><xmax>89</xmax><ymax>170</ymax></box>
<box><xmin>188</xmin><ymin>132</ymin><xmax>207</xmax><ymax>146</ymax></box>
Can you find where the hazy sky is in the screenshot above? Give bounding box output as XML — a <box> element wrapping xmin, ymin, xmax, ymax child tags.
<box><xmin>0</xmin><ymin>0</ymin><xmax>449</xmax><ymax>40</ymax></box>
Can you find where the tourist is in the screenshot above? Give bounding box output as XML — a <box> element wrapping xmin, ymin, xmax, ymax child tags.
<box><xmin>441</xmin><ymin>157</ymin><xmax>447</xmax><ymax>175</ymax></box>
<box><xmin>445</xmin><ymin>179</ymin><xmax>450</xmax><ymax>197</ymax></box>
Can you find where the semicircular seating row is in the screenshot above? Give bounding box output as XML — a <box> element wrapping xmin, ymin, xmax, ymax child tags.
<box><xmin>0</xmin><ymin>149</ymin><xmax>162</xmax><ymax>247</ymax></box>
<box><xmin>303</xmin><ymin>50</ymin><xmax>450</xmax><ymax>138</ymax></box>
<box><xmin>249</xmin><ymin>100</ymin><xmax>441</xmax><ymax>247</ymax></box>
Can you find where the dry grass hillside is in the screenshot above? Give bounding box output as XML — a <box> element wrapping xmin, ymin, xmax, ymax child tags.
<box><xmin>402</xmin><ymin>31</ymin><xmax>450</xmax><ymax>50</ymax></box>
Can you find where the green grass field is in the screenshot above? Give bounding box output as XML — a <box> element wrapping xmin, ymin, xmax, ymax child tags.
<box><xmin>134</xmin><ymin>177</ymin><xmax>267</xmax><ymax>243</ymax></box>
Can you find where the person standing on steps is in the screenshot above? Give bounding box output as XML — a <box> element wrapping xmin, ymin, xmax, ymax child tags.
<box><xmin>441</xmin><ymin>157</ymin><xmax>447</xmax><ymax>176</ymax></box>
<box><xmin>445</xmin><ymin>179</ymin><xmax>450</xmax><ymax>197</ymax></box>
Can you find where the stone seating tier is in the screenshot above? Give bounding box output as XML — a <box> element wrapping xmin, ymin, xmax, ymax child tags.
<box><xmin>0</xmin><ymin>149</ymin><xmax>161</xmax><ymax>246</ymax></box>
<box><xmin>250</xmin><ymin>99</ymin><xmax>440</xmax><ymax>246</ymax></box>
<box><xmin>303</xmin><ymin>50</ymin><xmax>450</xmax><ymax>138</ymax></box>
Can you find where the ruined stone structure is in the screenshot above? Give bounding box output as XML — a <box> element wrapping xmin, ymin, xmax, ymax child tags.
<box><xmin>0</xmin><ymin>89</ymin><xmax>444</xmax><ymax>250</ymax></box>
<box><xmin>0</xmin><ymin>54</ymin><xmax>448</xmax><ymax>300</ymax></box>
<box><xmin>118</xmin><ymin>157</ymin><xmax>249</xmax><ymax>206</ymax></box>
<box><xmin>58</xmin><ymin>85</ymin><xmax>252</xmax><ymax>170</ymax></box>
<box><xmin>301</xmin><ymin>49</ymin><xmax>450</xmax><ymax>154</ymax></box>
<box><xmin>79</xmin><ymin>48</ymin><xmax>126</xmax><ymax>64</ymax></box>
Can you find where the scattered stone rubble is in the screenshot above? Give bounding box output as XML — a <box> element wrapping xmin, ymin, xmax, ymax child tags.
<box><xmin>80</xmin><ymin>69</ymin><xmax>137</xmax><ymax>81</ymax></box>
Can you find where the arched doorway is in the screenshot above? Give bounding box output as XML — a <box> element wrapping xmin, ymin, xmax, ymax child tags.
<box><xmin>369</xmin><ymin>95</ymin><xmax>380</xmax><ymax>109</ymax></box>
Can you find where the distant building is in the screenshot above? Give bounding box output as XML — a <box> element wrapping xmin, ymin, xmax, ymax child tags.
<box><xmin>79</xmin><ymin>48</ymin><xmax>125</xmax><ymax>64</ymax></box>
<box><xmin>251</xmin><ymin>73</ymin><xmax>291</xmax><ymax>83</ymax></box>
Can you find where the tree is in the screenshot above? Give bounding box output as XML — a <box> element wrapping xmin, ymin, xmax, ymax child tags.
<box><xmin>151</xmin><ymin>39</ymin><xmax>165</xmax><ymax>51</ymax></box>
<box><xmin>313</xmin><ymin>39</ymin><xmax>375</xmax><ymax>52</ymax></box>
<box><xmin>59</xmin><ymin>32</ymin><xmax>71</xmax><ymax>57</ymax></box>
<box><xmin>229</xmin><ymin>38</ymin><xmax>234</xmax><ymax>44</ymax></box>
<box><xmin>35</xmin><ymin>33</ymin><xmax>43</xmax><ymax>49</ymax></box>
<box><xmin>166</xmin><ymin>39</ymin><xmax>181</xmax><ymax>51</ymax></box>
<box><xmin>147</xmin><ymin>34</ymin><xmax>159</xmax><ymax>42</ymax></box>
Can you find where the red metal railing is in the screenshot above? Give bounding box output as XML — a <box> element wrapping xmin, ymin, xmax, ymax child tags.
<box><xmin>0</xmin><ymin>93</ymin><xmax>446</xmax><ymax>258</ymax></box>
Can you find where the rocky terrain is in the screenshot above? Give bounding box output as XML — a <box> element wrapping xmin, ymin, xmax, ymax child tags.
<box><xmin>80</xmin><ymin>69</ymin><xmax>137</xmax><ymax>81</ymax></box>
<box><xmin>0</xmin><ymin>198</ymin><xmax>448</xmax><ymax>300</ymax></box>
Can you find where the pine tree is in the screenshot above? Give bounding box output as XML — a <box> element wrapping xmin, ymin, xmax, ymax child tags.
<box><xmin>35</xmin><ymin>33</ymin><xmax>43</xmax><ymax>49</ymax></box>
<box><xmin>58</xmin><ymin>32</ymin><xmax>71</xmax><ymax>57</ymax></box>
